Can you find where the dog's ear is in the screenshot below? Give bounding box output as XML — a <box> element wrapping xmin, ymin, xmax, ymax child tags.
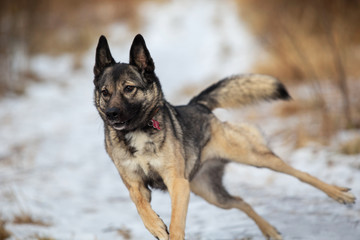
<box><xmin>94</xmin><ymin>35</ymin><xmax>116</xmax><ymax>77</ymax></box>
<box><xmin>129</xmin><ymin>34</ymin><xmax>155</xmax><ymax>73</ymax></box>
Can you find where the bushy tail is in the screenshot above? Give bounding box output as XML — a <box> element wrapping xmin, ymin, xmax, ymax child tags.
<box><xmin>189</xmin><ymin>74</ymin><xmax>291</xmax><ymax>111</ymax></box>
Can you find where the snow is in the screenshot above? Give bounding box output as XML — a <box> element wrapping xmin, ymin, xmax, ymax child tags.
<box><xmin>106</xmin><ymin>0</ymin><xmax>259</xmax><ymax>104</ymax></box>
<box><xmin>1</xmin><ymin>1</ymin><xmax>359</xmax><ymax>240</ymax></box>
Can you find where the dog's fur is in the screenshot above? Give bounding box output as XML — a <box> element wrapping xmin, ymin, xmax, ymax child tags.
<box><xmin>93</xmin><ymin>34</ymin><xmax>355</xmax><ymax>240</ymax></box>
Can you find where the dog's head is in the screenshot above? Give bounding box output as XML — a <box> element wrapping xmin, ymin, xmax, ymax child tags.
<box><xmin>93</xmin><ymin>34</ymin><xmax>163</xmax><ymax>131</ymax></box>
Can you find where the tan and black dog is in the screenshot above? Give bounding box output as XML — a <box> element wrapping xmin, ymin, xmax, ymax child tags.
<box><xmin>93</xmin><ymin>34</ymin><xmax>355</xmax><ymax>240</ymax></box>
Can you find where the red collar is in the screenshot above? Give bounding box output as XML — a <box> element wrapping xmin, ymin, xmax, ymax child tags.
<box><xmin>148</xmin><ymin>107</ymin><xmax>161</xmax><ymax>130</ymax></box>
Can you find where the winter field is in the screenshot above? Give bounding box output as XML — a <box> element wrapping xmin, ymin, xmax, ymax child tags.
<box><xmin>1</xmin><ymin>1</ymin><xmax>359</xmax><ymax>240</ymax></box>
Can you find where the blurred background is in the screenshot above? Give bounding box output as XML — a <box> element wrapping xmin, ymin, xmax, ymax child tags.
<box><xmin>1</xmin><ymin>0</ymin><xmax>359</xmax><ymax>239</ymax></box>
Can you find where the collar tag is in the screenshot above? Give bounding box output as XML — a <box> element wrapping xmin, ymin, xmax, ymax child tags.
<box><xmin>151</xmin><ymin>119</ymin><xmax>161</xmax><ymax>130</ymax></box>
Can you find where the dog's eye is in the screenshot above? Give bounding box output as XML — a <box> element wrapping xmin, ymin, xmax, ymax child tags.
<box><xmin>124</xmin><ymin>86</ymin><xmax>136</xmax><ymax>93</ymax></box>
<box><xmin>101</xmin><ymin>89</ymin><xmax>110</xmax><ymax>97</ymax></box>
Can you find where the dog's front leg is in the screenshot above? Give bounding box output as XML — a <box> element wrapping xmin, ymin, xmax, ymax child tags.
<box><xmin>165</xmin><ymin>176</ymin><xmax>190</xmax><ymax>240</ymax></box>
<box><xmin>126</xmin><ymin>181</ymin><xmax>169</xmax><ymax>240</ymax></box>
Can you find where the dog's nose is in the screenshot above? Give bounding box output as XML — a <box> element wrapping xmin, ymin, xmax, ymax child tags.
<box><xmin>106</xmin><ymin>107</ymin><xmax>121</xmax><ymax>120</ymax></box>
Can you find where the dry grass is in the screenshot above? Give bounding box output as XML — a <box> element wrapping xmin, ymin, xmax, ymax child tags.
<box><xmin>0</xmin><ymin>0</ymin><xmax>147</xmax><ymax>97</ymax></box>
<box><xmin>235</xmin><ymin>0</ymin><xmax>360</xmax><ymax>82</ymax></box>
<box><xmin>275</xmin><ymin>97</ymin><xmax>324</xmax><ymax>117</ymax></box>
<box><xmin>12</xmin><ymin>213</ymin><xmax>51</xmax><ymax>227</ymax></box>
<box><xmin>0</xmin><ymin>217</ymin><xmax>11</xmax><ymax>240</ymax></box>
<box><xmin>32</xmin><ymin>235</ymin><xmax>55</xmax><ymax>240</ymax></box>
<box><xmin>340</xmin><ymin>136</ymin><xmax>360</xmax><ymax>155</ymax></box>
<box><xmin>0</xmin><ymin>0</ymin><xmax>145</xmax><ymax>56</ymax></box>
<box><xmin>117</xmin><ymin>226</ymin><xmax>132</xmax><ymax>240</ymax></box>
<box><xmin>275</xmin><ymin>95</ymin><xmax>347</xmax><ymax>146</ymax></box>
<box><xmin>235</xmin><ymin>0</ymin><xmax>360</xmax><ymax>144</ymax></box>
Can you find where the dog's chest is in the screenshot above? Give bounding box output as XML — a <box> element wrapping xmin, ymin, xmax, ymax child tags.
<box><xmin>121</xmin><ymin>131</ymin><xmax>162</xmax><ymax>175</ymax></box>
<box><xmin>126</xmin><ymin>131</ymin><xmax>157</xmax><ymax>155</ymax></box>
<box><xmin>107</xmin><ymin>130</ymin><xmax>166</xmax><ymax>189</ymax></box>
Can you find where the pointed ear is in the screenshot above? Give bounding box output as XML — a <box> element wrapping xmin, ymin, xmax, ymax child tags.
<box><xmin>94</xmin><ymin>35</ymin><xmax>116</xmax><ymax>76</ymax></box>
<box><xmin>129</xmin><ymin>34</ymin><xmax>155</xmax><ymax>73</ymax></box>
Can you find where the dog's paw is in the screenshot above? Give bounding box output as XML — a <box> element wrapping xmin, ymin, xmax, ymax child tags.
<box><xmin>259</xmin><ymin>223</ymin><xmax>282</xmax><ymax>240</ymax></box>
<box><xmin>147</xmin><ymin>219</ymin><xmax>169</xmax><ymax>240</ymax></box>
<box><xmin>329</xmin><ymin>185</ymin><xmax>356</xmax><ymax>205</ymax></box>
<box><xmin>264</xmin><ymin>228</ymin><xmax>282</xmax><ymax>240</ymax></box>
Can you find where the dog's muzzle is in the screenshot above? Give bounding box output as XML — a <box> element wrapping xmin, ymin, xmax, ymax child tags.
<box><xmin>106</xmin><ymin>107</ymin><xmax>128</xmax><ymax>131</ymax></box>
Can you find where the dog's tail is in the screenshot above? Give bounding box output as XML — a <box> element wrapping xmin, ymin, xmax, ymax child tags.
<box><xmin>189</xmin><ymin>74</ymin><xmax>291</xmax><ymax>111</ymax></box>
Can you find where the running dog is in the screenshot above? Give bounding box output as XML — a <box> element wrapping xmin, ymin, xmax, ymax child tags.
<box><xmin>93</xmin><ymin>34</ymin><xmax>355</xmax><ymax>240</ymax></box>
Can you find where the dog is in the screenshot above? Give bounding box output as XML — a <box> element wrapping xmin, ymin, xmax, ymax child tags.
<box><xmin>93</xmin><ymin>34</ymin><xmax>355</xmax><ymax>240</ymax></box>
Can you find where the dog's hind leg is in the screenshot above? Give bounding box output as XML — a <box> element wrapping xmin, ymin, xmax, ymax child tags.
<box><xmin>190</xmin><ymin>159</ymin><xmax>282</xmax><ymax>240</ymax></box>
<box><xmin>204</xmin><ymin>121</ymin><xmax>355</xmax><ymax>204</ymax></box>
<box><xmin>246</xmin><ymin>152</ymin><xmax>355</xmax><ymax>204</ymax></box>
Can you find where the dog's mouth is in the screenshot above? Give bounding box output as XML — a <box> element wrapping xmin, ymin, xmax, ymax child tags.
<box><xmin>110</xmin><ymin>121</ymin><xmax>128</xmax><ymax>131</ymax></box>
<box><xmin>104</xmin><ymin>107</ymin><xmax>141</xmax><ymax>131</ymax></box>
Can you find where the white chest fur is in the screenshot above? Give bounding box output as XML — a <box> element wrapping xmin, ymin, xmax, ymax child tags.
<box><xmin>118</xmin><ymin>131</ymin><xmax>161</xmax><ymax>175</ymax></box>
<box><xmin>126</xmin><ymin>130</ymin><xmax>160</xmax><ymax>155</ymax></box>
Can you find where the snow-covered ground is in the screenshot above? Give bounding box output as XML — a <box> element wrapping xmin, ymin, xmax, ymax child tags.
<box><xmin>1</xmin><ymin>1</ymin><xmax>359</xmax><ymax>239</ymax></box>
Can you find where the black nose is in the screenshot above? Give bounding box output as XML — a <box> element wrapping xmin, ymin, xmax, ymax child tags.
<box><xmin>106</xmin><ymin>107</ymin><xmax>121</xmax><ymax>120</ymax></box>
